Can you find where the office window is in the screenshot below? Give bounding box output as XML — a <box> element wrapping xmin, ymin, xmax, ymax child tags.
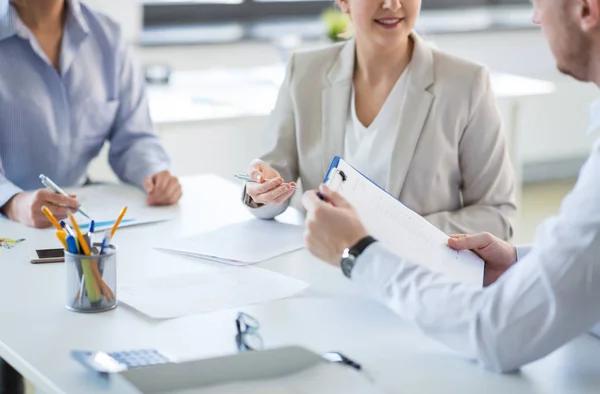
<box><xmin>141</xmin><ymin>0</ymin><xmax>533</xmax><ymax>45</ymax></box>
<box><xmin>144</xmin><ymin>0</ymin><xmax>531</xmax><ymax>27</ymax></box>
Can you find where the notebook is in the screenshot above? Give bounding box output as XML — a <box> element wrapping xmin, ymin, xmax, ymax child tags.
<box><xmin>67</xmin><ymin>184</ymin><xmax>179</xmax><ymax>231</ymax></box>
<box><xmin>324</xmin><ymin>157</ymin><xmax>484</xmax><ymax>287</ymax></box>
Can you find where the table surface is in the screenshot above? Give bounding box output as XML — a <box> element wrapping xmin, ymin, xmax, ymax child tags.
<box><xmin>146</xmin><ymin>65</ymin><xmax>556</xmax><ymax>125</ymax></box>
<box><xmin>1</xmin><ymin>174</ymin><xmax>599</xmax><ymax>394</ymax></box>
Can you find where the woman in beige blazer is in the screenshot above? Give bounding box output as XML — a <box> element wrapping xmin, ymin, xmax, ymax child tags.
<box><xmin>244</xmin><ymin>0</ymin><xmax>516</xmax><ymax>239</ymax></box>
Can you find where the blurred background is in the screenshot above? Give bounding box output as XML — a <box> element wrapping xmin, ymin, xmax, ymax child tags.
<box><xmin>84</xmin><ymin>0</ymin><xmax>594</xmax><ymax>245</ymax></box>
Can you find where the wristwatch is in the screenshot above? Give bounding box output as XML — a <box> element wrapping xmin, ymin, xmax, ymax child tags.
<box><xmin>340</xmin><ymin>236</ymin><xmax>377</xmax><ymax>278</ymax></box>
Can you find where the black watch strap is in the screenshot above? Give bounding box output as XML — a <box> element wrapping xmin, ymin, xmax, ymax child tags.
<box><xmin>348</xmin><ymin>236</ymin><xmax>378</xmax><ymax>258</ymax></box>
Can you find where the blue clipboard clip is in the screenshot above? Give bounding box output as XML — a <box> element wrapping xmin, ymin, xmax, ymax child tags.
<box><xmin>320</xmin><ymin>156</ymin><xmax>347</xmax><ymax>200</ymax></box>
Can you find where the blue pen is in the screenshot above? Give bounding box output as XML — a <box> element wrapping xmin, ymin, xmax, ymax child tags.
<box><xmin>89</xmin><ymin>220</ymin><xmax>95</xmax><ymax>234</ymax></box>
<box><xmin>98</xmin><ymin>230</ymin><xmax>111</xmax><ymax>274</ymax></box>
<box><xmin>66</xmin><ymin>235</ymin><xmax>78</xmax><ymax>254</ymax></box>
<box><xmin>67</xmin><ymin>235</ymin><xmax>86</xmax><ymax>303</ymax></box>
<box><xmin>61</xmin><ymin>221</ymin><xmax>76</xmax><ymax>238</ymax></box>
<box><xmin>99</xmin><ymin>230</ymin><xmax>109</xmax><ymax>252</ymax></box>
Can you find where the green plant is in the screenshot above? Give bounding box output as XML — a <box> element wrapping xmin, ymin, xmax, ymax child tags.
<box><xmin>321</xmin><ymin>8</ymin><xmax>352</xmax><ymax>42</ymax></box>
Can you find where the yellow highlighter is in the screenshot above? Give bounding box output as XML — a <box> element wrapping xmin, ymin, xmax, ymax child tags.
<box><xmin>55</xmin><ymin>231</ymin><xmax>68</xmax><ymax>249</ymax></box>
<box><xmin>41</xmin><ymin>206</ymin><xmax>63</xmax><ymax>231</ymax></box>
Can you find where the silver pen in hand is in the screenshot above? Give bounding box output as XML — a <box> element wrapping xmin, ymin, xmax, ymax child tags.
<box><xmin>39</xmin><ymin>174</ymin><xmax>92</xmax><ymax>219</ymax></box>
<box><xmin>234</xmin><ymin>173</ymin><xmax>297</xmax><ymax>190</ymax></box>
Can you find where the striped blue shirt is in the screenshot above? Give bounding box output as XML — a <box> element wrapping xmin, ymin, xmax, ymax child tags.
<box><xmin>0</xmin><ymin>0</ymin><xmax>170</xmax><ymax>208</ymax></box>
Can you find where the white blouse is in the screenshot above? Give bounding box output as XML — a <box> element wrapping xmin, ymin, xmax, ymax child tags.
<box><xmin>343</xmin><ymin>65</ymin><xmax>412</xmax><ymax>190</ymax></box>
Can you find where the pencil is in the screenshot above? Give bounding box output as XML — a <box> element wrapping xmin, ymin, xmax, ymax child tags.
<box><xmin>69</xmin><ymin>212</ymin><xmax>101</xmax><ymax>302</ymax></box>
<box><xmin>69</xmin><ymin>212</ymin><xmax>91</xmax><ymax>255</ymax></box>
<box><xmin>41</xmin><ymin>206</ymin><xmax>62</xmax><ymax>231</ymax></box>
<box><xmin>110</xmin><ymin>207</ymin><xmax>128</xmax><ymax>239</ymax></box>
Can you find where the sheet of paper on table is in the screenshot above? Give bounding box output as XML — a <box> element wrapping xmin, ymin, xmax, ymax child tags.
<box><xmin>119</xmin><ymin>265</ymin><xmax>309</xmax><ymax>319</ymax></box>
<box><xmin>156</xmin><ymin>219</ymin><xmax>305</xmax><ymax>266</ymax></box>
<box><xmin>67</xmin><ymin>184</ymin><xmax>180</xmax><ymax>232</ymax></box>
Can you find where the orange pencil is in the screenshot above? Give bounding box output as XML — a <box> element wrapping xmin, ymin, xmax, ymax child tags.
<box><xmin>69</xmin><ymin>212</ymin><xmax>91</xmax><ymax>256</ymax></box>
<box><xmin>109</xmin><ymin>207</ymin><xmax>128</xmax><ymax>239</ymax></box>
<box><xmin>69</xmin><ymin>212</ymin><xmax>102</xmax><ymax>301</ymax></box>
<box><xmin>41</xmin><ymin>206</ymin><xmax>62</xmax><ymax>231</ymax></box>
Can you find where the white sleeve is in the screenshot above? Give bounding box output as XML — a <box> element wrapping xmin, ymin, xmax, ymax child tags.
<box><xmin>515</xmin><ymin>245</ymin><xmax>533</xmax><ymax>261</ymax></box>
<box><xmin>242</xmin><ymin>186</ymin><xmax>290</xmax><ymax>219</ymax></box>
<box><xmin>351</xmin><ymin>140</ymin><xmax>600</xmax><ymax>372</ymax></box>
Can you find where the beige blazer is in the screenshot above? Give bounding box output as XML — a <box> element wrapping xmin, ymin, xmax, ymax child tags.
<box><xmin>250</xmin><ymin>33</ymin><xmax>517</xmax><ymax>240</ymax></box>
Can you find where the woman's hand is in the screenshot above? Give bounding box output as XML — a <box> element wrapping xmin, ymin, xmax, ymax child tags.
<box><xmin>245</xmin><ymin>160</ymin><xmax>296</xmax><ymax>205</ymax></box>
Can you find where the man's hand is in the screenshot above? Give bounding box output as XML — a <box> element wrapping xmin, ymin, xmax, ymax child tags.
<box><xmin>448</xmin><ymin>233</ymin><xmax>517</xmax><ymax>286</ymax></box>
<box><xmin>302</xmin><ymin>184</ymin><xmax>369</xmax><ymax>266</ymax></box>
<box><xmin>1</xmin><ymin>189</ymin><xmax>80</xmax><ymax>228</ymax></box>
<box><xmin>143</xmin><ymin>170</ymin><xmax>182</xmax><ymax>206</ymax></box>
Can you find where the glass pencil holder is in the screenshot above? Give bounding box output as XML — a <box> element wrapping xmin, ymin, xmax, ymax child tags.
<box><xmin>65</xmin><ymin>244</ymin><xmax>118</xmax><ymax>313</ymax></box>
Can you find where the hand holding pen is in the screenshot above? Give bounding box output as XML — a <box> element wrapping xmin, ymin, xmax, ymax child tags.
<box><xmin>242</xmin><ymin>160</ymin><xmax>297</xmax><ymax>205</ymax></box>
<box><xmin>1</xmin><ymin>188</ymin><xmax>81</xmax><ymax>229</ymax></box>
<box><xmin>39</xmin><ymin>174</ymin><xmax>91</xmax><ymax>219</ymax></box>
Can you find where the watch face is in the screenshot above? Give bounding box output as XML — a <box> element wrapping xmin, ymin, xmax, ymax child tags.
<box><xmin>341</xmin><ymin>254</ymin><xmax>356</xmax><ymax>278</ymax></box>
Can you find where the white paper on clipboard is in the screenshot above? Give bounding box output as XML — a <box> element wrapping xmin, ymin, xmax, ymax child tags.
<box><xmin>324</xmin><ymin>157</ymin><xmax>484</xmax><ymax>287</ymax></box>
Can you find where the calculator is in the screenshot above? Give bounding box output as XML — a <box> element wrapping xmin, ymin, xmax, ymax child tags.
<box><xmin>71</xmin><ymin>349</ymin><xmax>172</xmax><ymax>373</ymax></box>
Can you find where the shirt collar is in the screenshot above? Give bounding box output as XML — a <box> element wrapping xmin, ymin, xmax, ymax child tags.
<box><xmin>65</xmin><ymin>0</ymin><xmax>90</xmax><ymax>35</ymax></box>
<box><xmin>0</xmin><ymin>0</ymin><xmax>16</xmax><ymax>41</ymax></box>
<box><xmin>0</xmin><ymin>0</ymin><xmax>89</xmax><ymax>42</ymax></box>
<box><xmin>587</xmin><ymin>96</ymin><xmax>600</xmax><ymax>135</ymax></box>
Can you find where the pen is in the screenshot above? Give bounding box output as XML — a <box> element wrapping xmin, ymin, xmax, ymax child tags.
<box><xmin>60</xmin><ymin>221</ymin><xmax>76</xmax><ymax>238</ymax></box>
<box><xmin>41</xmin><ymin>206</ymin><xmax>63</xmax><ymax>231</ymax></box>
<box><xmin>67</xmin><ymin>235</ymin><xmax>86</xmax><ymax>304</ymax></box>
<box><xmin>234</xmin><ymin>173</ymin><xmax>297</xmax><ymax>190</ymax></box>
<box><xmin>66</xmin><ymin>235</ymin><xmax>78</xmax><ymax>254</ymax></box>
<box><xmin>98</xmin><ymin>229</ymin><xmax>111</xmax><ymax>274</ymax></box>
<box><xmin>66</xmin><ymin>234</ymin><xmax>83</xmax><ymax>279</ymax></box>
<box><xmin>39</xmin><ymin>174</ymin><xmax>91</xmax><ymax>219</ymax></box>
<box><xmin>89</xmin><ymin>220</ymin><xmax>95</xmax><ymax>234</ymax></box>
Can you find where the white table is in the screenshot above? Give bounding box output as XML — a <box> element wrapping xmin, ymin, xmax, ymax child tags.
<box><xmin>1</xmin><ymin>174</ymin><xmax>599</xmax><ymax>394</ymax></box>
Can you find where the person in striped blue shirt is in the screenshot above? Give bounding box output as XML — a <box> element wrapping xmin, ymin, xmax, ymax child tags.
<box><xmin>0</xmin><ymin>0</ymin><xmax>182</xmax><ymax>229</ymax></box>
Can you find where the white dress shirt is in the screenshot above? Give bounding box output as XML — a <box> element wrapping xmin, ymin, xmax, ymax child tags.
<box><xmin>344</xmin><ymin>67</ymin><xmax>411</xmax><ymax>190</ymax></box>
<box><xmin>351</xmin><ymin>97</ymin><xmax>600</xmax><ymax>373</ymax></box>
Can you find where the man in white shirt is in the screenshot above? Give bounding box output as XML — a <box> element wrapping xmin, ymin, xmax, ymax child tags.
<box><xmin>302</xmin><ymin>0</ymin><xmax>600</xmax><ymax>373</ymax></box>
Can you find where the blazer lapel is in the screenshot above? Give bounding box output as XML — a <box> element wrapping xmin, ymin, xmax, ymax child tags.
<box><xmin>322</xmin><ymin>40</ymin><xmax>355</xmax><ymax>173</ymax></box>
<box><xmin>387</xmin><ymin>33</ymin><xmax>435</xmax><ymax>197</ymax></box>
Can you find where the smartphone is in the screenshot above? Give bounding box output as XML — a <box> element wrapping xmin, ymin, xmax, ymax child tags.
<box><xmin>29</xmin><ymin>248</ymin><xmax>64</xmax><ymax>264</ymax></box>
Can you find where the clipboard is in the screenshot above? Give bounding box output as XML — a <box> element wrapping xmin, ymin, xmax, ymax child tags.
<box><xmin>323</xmin><ymin>156</ymin><xmax>484</xmax><ymax>287</ymax></box>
